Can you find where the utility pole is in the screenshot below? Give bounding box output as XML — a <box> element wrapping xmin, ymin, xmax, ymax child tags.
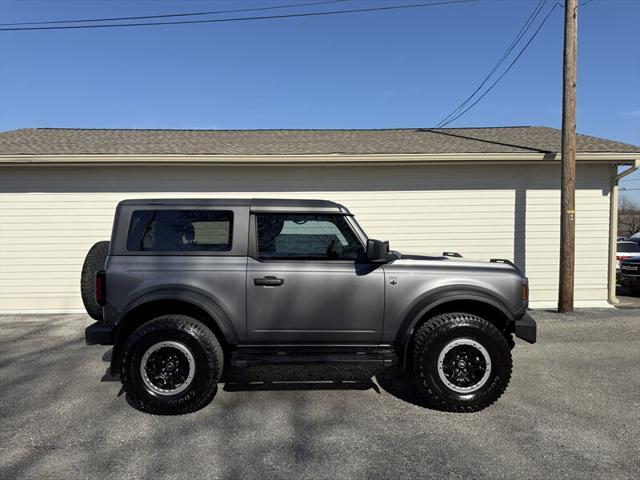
<box><xmin>558</xmin><ymin>0</ymin><xmax>578</xmax><ymax>313</ymax></box>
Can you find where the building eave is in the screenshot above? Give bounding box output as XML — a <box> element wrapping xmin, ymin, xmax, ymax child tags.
<box><xmin>0</xmin><ymin>152</ymin><xmax>638</xmax><ymax>166</ymax></box>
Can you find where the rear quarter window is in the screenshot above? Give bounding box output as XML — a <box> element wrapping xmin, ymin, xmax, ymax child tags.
<box><xmin>127</xmin><ymin>210</ymin><xmax>233</xmax><ymax>252</ymax></box>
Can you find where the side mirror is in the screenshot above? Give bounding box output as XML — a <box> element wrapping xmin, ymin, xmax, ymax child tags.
<box><xmin>365</xmin><ymin>239</ymin><xmax>390</xmax><ymax>263</ymax></box>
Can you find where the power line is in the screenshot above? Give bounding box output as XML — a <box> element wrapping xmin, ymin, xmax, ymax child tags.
<box><xmin>432</xmin><ymin>0</ymin><xmax>598</xmax><ymax>128</ymax></box>
<box><xmin>0</xmin><ymin>0</ymin><xmax>482</xmax><ymax>32</ymax></box>
<box><xmin>0</xmin><ymin>0</ymin><xmax>353</xmax><ymax>27</ymax></box>
<box><xmin>435</xmin><ymin>0</ymin><xmax>548</xmax><ymax>128</ymax></box>
<box><xmin>433</xmin><ymin>2</ymin><xmax>561</xmax><ymax>128</ymax></box>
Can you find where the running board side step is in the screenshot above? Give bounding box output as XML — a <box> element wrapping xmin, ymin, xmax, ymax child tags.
<box><xmin>230</xmin><ymin>347</ymin><xmax>398</xmax><ymax>368</ymax></box>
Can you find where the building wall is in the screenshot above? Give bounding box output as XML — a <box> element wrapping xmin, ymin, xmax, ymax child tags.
<box><xmin>0</xmin><ymin>162</ymin><xmax>612</xmax><ymax>313</ymax></box>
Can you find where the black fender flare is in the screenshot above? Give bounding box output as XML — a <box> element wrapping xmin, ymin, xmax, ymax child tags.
<box><xmin>110</xmin><ymin>287</ymin><xmax>239</xmax><ymax>373</ymax></box>
<box><xmin>397</xmin><ymin>285</ymin><xmax>515</xmax><ymax>370</ymax></box>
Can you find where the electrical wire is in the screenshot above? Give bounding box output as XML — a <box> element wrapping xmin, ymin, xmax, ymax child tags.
<box><xmin>0</xmin><ymin>0</ymin><xmax>482</xmax><ymax>32</ymax></box>
<box><xmin>0</xmin><ymin>0</ymin><xmax>353</xmax><ymax>27</ymax></box>
<box><xmin>434</xmin><ymin>2</ymin><xmax>561</xmax><ymax>128</ymax></box>
<box><xmin>434</xmin><ymin>0</ymin><xmax>548</xmax><ymax>128</ymax></box>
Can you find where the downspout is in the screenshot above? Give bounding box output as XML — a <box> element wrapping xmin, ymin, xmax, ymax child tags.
<box><xmin>608</xmin><ymin>159</ymin><xmax>640</xmax><ymax>304</ymax></box>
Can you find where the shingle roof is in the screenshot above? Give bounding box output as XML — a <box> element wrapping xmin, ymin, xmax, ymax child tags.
<box><xmin>0</xmin><ymin>126</ymin><xmax>637</xmax><ymax>156</ymax></box>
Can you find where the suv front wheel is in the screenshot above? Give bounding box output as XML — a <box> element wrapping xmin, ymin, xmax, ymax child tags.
<box><xmin>120</xmin><ymin>315</ymin><xmax>223</xmax><ymax>415</ymax></box>
<box><xmin>411</xmin><ymin>312</ymin><xmax>512</xmax><ymax>412</ymax></box>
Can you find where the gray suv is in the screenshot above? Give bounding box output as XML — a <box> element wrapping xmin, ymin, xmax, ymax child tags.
<box><xmin>84</xmin><ymin>198</ymin><xmax>535</xmax><ymax>414</ymax></box>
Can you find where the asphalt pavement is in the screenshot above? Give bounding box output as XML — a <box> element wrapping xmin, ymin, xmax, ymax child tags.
<box><xmin>1</xmin><ymin>309</ymin><xmax>639</xmax><ymax>480</ymax></box>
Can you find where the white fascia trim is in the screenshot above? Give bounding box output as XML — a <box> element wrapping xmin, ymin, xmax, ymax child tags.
<box><xmin>0</xmin><ymin>152</ymin><xmax>638</xmax><ymax>166</ymax></box>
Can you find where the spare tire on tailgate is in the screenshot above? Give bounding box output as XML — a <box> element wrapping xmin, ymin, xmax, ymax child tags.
<box><xmin>81</xmin><ymin>241</ymin><xmax>110</xmax><ymax>320</ymax></box>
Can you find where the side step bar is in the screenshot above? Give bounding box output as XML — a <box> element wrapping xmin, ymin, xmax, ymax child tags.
<box><xmin>230</xmin><ymin>347</ymin><xmax>398</xmax><ymax>368</ymax></box>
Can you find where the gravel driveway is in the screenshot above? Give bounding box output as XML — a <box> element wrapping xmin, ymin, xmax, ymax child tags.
<box><xmin>1</xmin><ymin>309</ymin><xmax>638</xmax><ymax>480</ymax></box>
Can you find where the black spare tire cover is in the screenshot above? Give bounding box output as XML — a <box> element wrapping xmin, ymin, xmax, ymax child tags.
<box><xmin>81</xmin><ymin>240</ymin><xmax>110</xmax><ymax>320</ymax></box>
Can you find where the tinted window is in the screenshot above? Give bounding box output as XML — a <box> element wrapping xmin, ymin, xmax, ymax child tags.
<box><xmin>127</xmin><ymin>210</ymin><xmax>233</xmax><ymax>252</ymax></box>
<box><xmin>618</xmin><ymin>242</ymin><xmax>640</xmax><ymax>253</ymax></box>
<box><xmin>256</xmin><ymin>214</ymin><xmax>363</xmax><ymax>260</ymax></box>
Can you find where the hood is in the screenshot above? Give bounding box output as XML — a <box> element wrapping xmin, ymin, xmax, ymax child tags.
<box><xmin>394</xmin><ymin>252</ymin><xmax>523</xmax><ymax>275</ymax></box>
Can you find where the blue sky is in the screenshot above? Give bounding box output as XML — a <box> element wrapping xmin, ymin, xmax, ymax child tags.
<box><xmin>0</xmin><ymin>0</ymin><xmax>638</xmax><ymax>198</ymax></box>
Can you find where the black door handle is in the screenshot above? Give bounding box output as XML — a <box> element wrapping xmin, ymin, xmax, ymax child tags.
<box><xmin>254</xmin><ymin>276</ymin><xmax>284</xmax><ymax>287</ymax></box>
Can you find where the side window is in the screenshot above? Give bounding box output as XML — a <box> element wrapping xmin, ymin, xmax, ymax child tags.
<box><xmin>256</xmin><ymin>214</ymin><xmax>363</xmax><ymax>260</ymax></box>
<box><xmin>127</xmin><ymin>210</ymin><xmax>233</xmax><ymax>252</ymax></box>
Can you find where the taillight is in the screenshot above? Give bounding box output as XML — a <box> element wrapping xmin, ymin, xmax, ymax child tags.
<box><xmin>522</xmin><ymin>281</ymin><xmax>529</xmax><ymax>302</ymax></box>
<box><xmin>96</xmin><ymin>271</ymin><xmax>106</xmax><ymax>306</ymax></box>
<box><xmin>617</xmin><ymin>256</ymin><xmax>630</xmax><ymax>262</ymax></box>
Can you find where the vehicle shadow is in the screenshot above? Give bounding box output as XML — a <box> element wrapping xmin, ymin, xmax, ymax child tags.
<box><xmin>616</xmin><ymin>285</ymin><xmax>640</xmax><ymax>297</ymax></box>
<box><xmin>614</xmin><ymin>285</ymin><xmax>640</xmax><ymax>309</ymax></box>
<box><xmin>374</xmin><ymin>368</ymin><xmax>433</xmax><ymax>409</ymax></box>
<box><xmin>100</xmin><ymin>348</ymin><xmax>120</xmax><ymax>382</ymax></box>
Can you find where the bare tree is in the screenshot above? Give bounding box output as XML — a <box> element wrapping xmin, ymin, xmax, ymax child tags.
<box><xmin>618</xmin><ymin>198</ymin><xmax>640</xmax><ymax>238</ymax></box>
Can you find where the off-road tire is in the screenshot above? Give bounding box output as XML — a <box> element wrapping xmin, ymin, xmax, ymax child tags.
<box><xmin>120</xmin><ymin>315</ymin><xmax>224</xmax><ymax>415</ymax></box>
<box><xmin>80</xmin><ymin>240</ymin><xmax>110</xmax><ymax>320</ymax></box>
<box><xmin>411</xmin><ymin>312</ymin><xmax>512</xmax><ymax>412</ymax></box>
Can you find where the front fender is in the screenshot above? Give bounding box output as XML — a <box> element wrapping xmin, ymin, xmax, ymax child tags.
<box><xmin>396</xmin><ymin>285</ymin><xmax>515</xmax><ymax>369</ymax></box>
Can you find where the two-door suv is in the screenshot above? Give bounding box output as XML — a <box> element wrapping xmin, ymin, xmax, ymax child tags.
<box><xmin>84</xmin><ymin>198</ymin><xmax>536</xmax><ymax>414</ymax></box>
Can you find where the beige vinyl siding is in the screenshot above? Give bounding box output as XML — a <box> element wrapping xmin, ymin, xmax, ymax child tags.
<box><xmin>0</xmin><ymin>162</ymin><xmax>612</xmax><ymax>312</ymax></box>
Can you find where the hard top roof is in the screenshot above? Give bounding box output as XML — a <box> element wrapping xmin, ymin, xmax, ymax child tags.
<box><xmin>118</xmin><ymin>198</ymin><xmax>350</xmax><ymax>214</ymax></box>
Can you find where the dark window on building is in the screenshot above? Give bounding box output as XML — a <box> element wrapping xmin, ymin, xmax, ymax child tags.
<box><xmin>256</xmin><ymin>214</ymin><xmax>363</xmax><ymax>260</ymax></box>
<box><xmin>127</xmin><ymin>210</ymin><xmax>233</xmax><ymax>252</ymax></box>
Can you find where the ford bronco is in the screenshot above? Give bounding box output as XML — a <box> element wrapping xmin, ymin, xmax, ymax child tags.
<box><xmin>84</xmin><ymin>198</ymin><xmax>536</xmax><ymax>414</ymax></box>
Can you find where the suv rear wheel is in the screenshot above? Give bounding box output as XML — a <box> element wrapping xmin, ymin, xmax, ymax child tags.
<box><xmin>411</xmin><ymin>312</ymin><xmax>512</xmax><ymax>412</ymax></box>
<box><xmin>120</xmin><ymin>315</ymin><xmax>223</xmax><ymax>415</ymax></box>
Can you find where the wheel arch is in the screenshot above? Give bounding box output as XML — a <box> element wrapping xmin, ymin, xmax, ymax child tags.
<box><xmin>110</xmin><ymin>292</ymin><xmax>238</xmax><ymax>374</ymax></box>
<box><xmin>397</xmin><ymin>287</ymin><xmax>515</xmax><ymax>371</ymax></box>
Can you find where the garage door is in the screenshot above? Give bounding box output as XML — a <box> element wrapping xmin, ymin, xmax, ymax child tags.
<box><xmin>0</xmin><ymin>162</ymin><xmax>611</xmax><ymax>312</ymax></box>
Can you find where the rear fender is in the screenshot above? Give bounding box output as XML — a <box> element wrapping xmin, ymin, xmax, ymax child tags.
<box><xmin>110</xmin><ymin>287</ymin><xmax>239</xmax><ymax>374</ymax></box>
